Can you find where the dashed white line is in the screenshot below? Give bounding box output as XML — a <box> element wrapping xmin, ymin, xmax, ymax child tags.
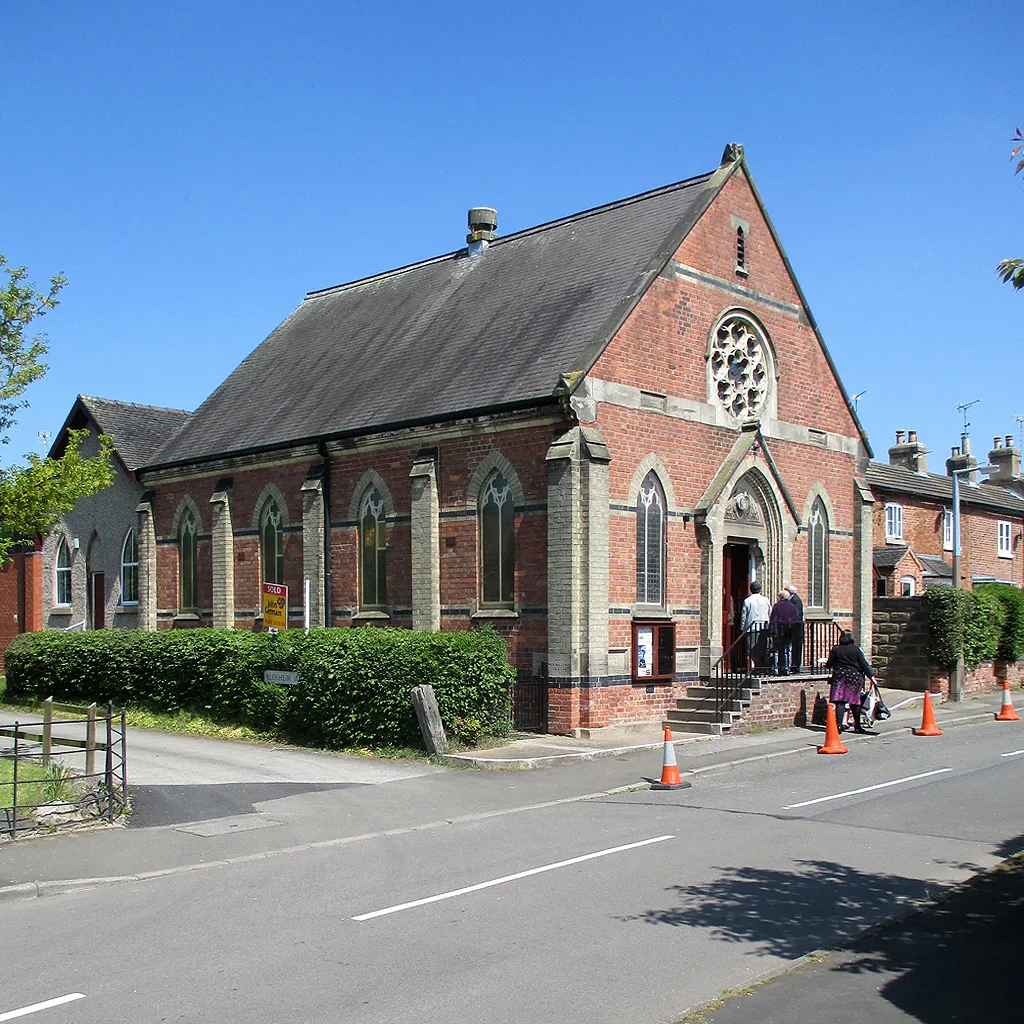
<box><xmin>353</xmin><ymin>834</ymin><xmax>675</xmax><ymax>921</ymax></box>
<box><xmin>0</xmin><ymin>994</ymin><xmax>85</xmax><ymax>1021</ymax></box>
<box><xmin>1000</xmin><ymin>749</ymin><xmax>1024</xmax><ymax>758</ymax></box>
<box><xmin>783</xmin><ymin>768</ymin><xmax>953</xmax><ymax>809</ymax></box>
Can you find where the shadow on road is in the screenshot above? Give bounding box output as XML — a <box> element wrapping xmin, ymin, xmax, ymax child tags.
<box><xmin>129</xmin><ymin>782</ymin><xmax>358</xmax><ymax>827</ymax></box>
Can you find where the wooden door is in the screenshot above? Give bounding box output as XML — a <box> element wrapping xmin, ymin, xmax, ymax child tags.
<box><xmin>91</xmin><ymin>573</ymin><xmax>105</xmax><ymax>630</ymax></box>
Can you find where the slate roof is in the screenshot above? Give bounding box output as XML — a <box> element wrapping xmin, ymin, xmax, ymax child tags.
<box><xmin>53</xmin><ymin>396</ymin><xmax>192</xmax><ymax>472</ymax></box>
<box><xmin>873</xmin><ymin>545</ymin><xmax>910</xmax><ymax>570</ymax></box>
<box><xmin>148</xmin><ymin>169</ymin><xmax>730</xmax><ymax>468</ymax></box>
<box><xmin>917</xmin><ymin>554</ymin><xmax>953</xmax><ymax>579</ymax></box>
<box><xmin>866</xmin><ymin>462</ymin><xmax>1024</xmax><ymax>516</ymax></box>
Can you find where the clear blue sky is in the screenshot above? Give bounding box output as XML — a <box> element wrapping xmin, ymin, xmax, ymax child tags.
<box><xmin>6</xmin><ymin>1</ymin><xmax>1022</xmax><ymax>471</ymax></box>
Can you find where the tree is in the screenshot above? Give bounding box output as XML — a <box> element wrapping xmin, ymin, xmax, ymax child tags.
<box><xmin>997</xmin><ymin>128</ymin><xmax>1024</xmax><ymax>291</ymax></box>
<box><xmin>0</xmin><ymin>253</ymin><xmax>113</xmax><ymax>562</ymax></box>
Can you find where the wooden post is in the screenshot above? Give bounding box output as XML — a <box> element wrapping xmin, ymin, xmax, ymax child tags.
<box><xmin>85</xmin><ymin>703</ymin><xmax>97</xmax><ymax>777</ymax></box>
<box><xmin>410</xmin><ymin>684</ymin><xmax>448</xmax><ymax>755</ymax></box>
<box><xmin>42</xmin><ymin>697</ymin><xmax>52</xmax><ymax>769</ymax></box>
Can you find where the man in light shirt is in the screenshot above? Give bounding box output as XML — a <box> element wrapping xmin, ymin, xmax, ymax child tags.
<box><xmin>740</xmin><ymin>580</ymin><xmax>772</xmax><ymax>669</ymax></box>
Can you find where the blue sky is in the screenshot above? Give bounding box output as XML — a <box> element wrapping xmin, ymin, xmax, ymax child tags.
<box><xmin>5</xmin><ymin>1</ymin><xmax>1022</xmax><ymax>471</ymax></box>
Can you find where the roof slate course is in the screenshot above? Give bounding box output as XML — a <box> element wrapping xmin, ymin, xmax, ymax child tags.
<box><xmin>873</xmin><ymin>545</ymin><xmax>910</xmax><ymax>569</ymax></box>
<box><xmin>866</xmin><ymin>462</ymin><xmax>1024</xmax><ymax>516</ymax></box>
<box><xmin>77</xmin><ymin>396</ymin><xmax>192</xmax><ymax>471</ymax></box>
<box><xmin>149</xmin><ymin>173</ymin><xmax>716</xmax><ymax>468</ymax></box>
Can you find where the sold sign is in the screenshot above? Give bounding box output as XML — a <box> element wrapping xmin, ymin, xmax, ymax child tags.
<box><xmin>262</xmin><ymin>583</ymin><xmax>289</xmax><ymax>629</ymax></box>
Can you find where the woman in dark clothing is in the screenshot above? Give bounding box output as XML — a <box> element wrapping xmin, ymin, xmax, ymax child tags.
<box><xmin>826</xmin><ymin>629</ymin><xmax>876</xmax><ymax>733</ymax></box>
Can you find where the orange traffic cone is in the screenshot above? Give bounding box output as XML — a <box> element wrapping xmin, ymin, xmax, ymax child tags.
<box><xmin>913</xmin><ymin>691</ymin><xmax>943</xmax><ymax>736</ymax></box>
<box><xmin>651</xmin><ymin>727</ymin><xmax>692</xmax><ymax>790</ymax></box>
<box><xmin>818</xmin><ymin>703</ymin><xmax>848</xmax><ymax>754</ymax></box>
<box><xmin>994</xmin><ymin>682</ymin><xmax>1020</xmax><ymax>722</ymax></box>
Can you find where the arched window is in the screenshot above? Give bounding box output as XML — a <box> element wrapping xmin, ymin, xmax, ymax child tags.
<box><xmin>55</xmin><ymin>537</ymin><xmax>72</xmax><ymax>606</ymax></box>
<box><xmin>261</xmin><ymin>501</ymin><xmax>284</xmax><ymax>586</ymax></box>
<box><xmin>179</xmin><ymin>510</ymin><xmax>197</xmax><ymax>611</ymax></box>
<box><xmin>807</xmin><ymin>498</ymin><xmax>829</xmax><ymax>609</ymax></box>
<box><xmin>121</xmin><ymin>530</ymin><xmax>139</xmax><ymax>605</ymax></box>
<box><xmin>636</xmin><ymin>471</ymin><xmax>665</xmax><ymax>605</ymax></box>
<box><xmin>480</xmin><ymin>470</ymin><xmax>514</xmax><ymax>604</ymax></box>
<box><xmin>359</xmin><ymin>487</ymin><xmax>387</xmax><ymax>607</ymax></box>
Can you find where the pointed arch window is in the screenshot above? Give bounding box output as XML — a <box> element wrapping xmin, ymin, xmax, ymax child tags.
<box><xmin>480</xmin><ymin>470</ymin><xmax>514</xmax><ymax>605</ymax></box>
<box><xmin>808</xmin><ymin>498</ymin><xmax>829</xmax><ymax>609</ymax></box>
<box><xmin>121</xmin><ymin>530</ymin><xmax>139</xmax><ymax>605</ymax></box>
<box><xmin>179</xmin><ymin>510</ymin><xmax>198</xmax><ymax>612</ymax></box>
<box><xmin>55</xmin><ymin>537</ymin><xmax>72</xmax><ymax>607</ymax></box>
<box><xmin>261</xmin><ymin>502</ymin><xmax>285</xmax><ymax>586</ymax></box>
<box><xmin>636</xmin><ymin>471</ymin><xmax>665</xmax><ymax>605</ymax></box>
<box><xmin>360</xmin><ymin>488</ymin><xmax>387</xmax><ymax>608</ymax></box>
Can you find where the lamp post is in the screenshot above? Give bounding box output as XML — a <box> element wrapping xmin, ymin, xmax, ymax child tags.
<box><xmin>950</xmin><ymin>463</ymin><xmax>996</xmax><ymax>701</ymax></box>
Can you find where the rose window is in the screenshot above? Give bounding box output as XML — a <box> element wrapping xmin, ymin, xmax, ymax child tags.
<box><xmin>710</xmin><ymin>318</ymin><xmax>769</xmax><ymax>418</ymax></box>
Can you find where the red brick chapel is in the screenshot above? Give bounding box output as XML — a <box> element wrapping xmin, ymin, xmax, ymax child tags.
<box><xmin>132</xmin><ymin>143</ymin><xmax>874</xmax><ymax>735</ymax></box>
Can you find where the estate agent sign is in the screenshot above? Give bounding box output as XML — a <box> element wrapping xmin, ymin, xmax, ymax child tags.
<box><xmin>262</xmin><ymin>582</ymin><xmax>288</xmax><ymax>630</ymax></box>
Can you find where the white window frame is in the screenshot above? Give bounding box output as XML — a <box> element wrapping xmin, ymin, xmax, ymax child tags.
<box><xmin>899</xmin><ymin>575</ymin><xmax>916</xmax><ymax>597</ymax></box>
<box><xmin>54</xmin><ymin>537</ymin><xmax>72</xmax><ymax>607</ymax></box>
<box><xmin>998</xmin><ymin>520</ymin><xmax>1013</xmax><ymax>559</ymax></box>
<box><xmin>885</xmin><ymin>503</ymin><xmax>903</xmax><ymax>543</ymax></box>
<box><xmin>120</xmin><ymin>529</ymin><xmax>139</xmax><ymax>605</ymax></box>
<box><xmin>942</xmin><ymin>509</ymin><xmax>953</xmax><ymax>552</ymax></box>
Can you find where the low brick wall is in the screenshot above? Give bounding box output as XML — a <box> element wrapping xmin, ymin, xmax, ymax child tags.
<box><xmin>729</xmin><ymin>676</ymin><xmax>832</xmax><ymax>736</ymax></box>
<box><xmin>929</xmin><ymin>659</ymin><xmax>1024</xmax><ymax>698</ymax></box>
<box><xmin>872</xmin><ymin>597</ymin><xmax>931</xmax><ymax>690</ymax></box>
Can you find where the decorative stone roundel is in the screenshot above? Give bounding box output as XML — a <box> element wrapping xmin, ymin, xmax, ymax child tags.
<box><xmin>710</xmin><ymin>317</ymin><xmax>769</xmax><ymax>419</ymax></box>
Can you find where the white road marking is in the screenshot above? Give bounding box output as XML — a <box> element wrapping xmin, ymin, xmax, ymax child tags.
<box><xmin>353</xmin><ymin>834</ymin><xmax>675</xmax><ymax>921</ymax></box>
<box><xmin>0</xmin><ymin>994</ymin><xmax>85</xmax><ymax>1021</ymax></box>
<box><xmin>1000</xmin><ymin>749</ymin><xmax>1024</xmax><ymax>758</ymax></box>
<box><xmin>783</xmin><ymin>768</ymin><xmax>953</xmax><ymax>809</ymax></box>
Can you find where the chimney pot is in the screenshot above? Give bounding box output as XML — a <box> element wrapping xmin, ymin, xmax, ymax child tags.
<box><xmin>995</xmin><ymin>437</ymin><xmax>1003</xmax><ymax>449</ymax></box>
<box><xmin>895</xmin><ymin>430</ymin><xmax>905</xmax><ymax>444</ymax></box>
<box><xmin>952</xmin><ymin>446</ymin><xmax>960</xmax><ymax>458</ymax></box>
<box><xmin>1007</xmin><ymin>435</ymin><xmax>1015</xmax><ymax>449</ymax></box>
<box><xmin>908</xmin><ymin>429</ymin><xmax>917</xmax><ymax>443</ymax></box>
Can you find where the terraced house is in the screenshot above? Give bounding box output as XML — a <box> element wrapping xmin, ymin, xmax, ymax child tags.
<box><xmin>130</xmin><ymin>143</ymin><xmax>875</xmax><ymax>735</ymax></box>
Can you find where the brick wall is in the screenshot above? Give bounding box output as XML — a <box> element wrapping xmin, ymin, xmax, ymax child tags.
<box><xmin>730</xmin><ymin>676</ymin><xmax>832</xmax><ymax>735</ymax></box>
<box><xmin>0</xmin><ymin>548</ymin><xmax>43</xmax><ymax>671</ymax></box>
<box><xmin>930</xmin><ymin>658</ymin><xmax>1024</xmax><ymax>697</ymax></box>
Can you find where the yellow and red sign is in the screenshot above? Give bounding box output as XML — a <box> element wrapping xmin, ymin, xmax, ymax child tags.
<box><xmin>262</xmin><ymin>583</ymin><xmax>288</xmax><ymax>630</ymax></box>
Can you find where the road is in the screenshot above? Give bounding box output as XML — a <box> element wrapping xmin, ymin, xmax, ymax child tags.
<box><xmin>1</xmin><ymin>715</ymin><xmax>1021</xmax><ymax>1024</ymax></box>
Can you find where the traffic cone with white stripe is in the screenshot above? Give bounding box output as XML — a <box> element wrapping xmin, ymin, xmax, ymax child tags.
<box><xmin>913</xmin><ymin>691</ymin><xmax>943</xmax><ymax>736</ymax></box>
<box><xmin>818</xmin><ymin>702</ymin><xmax>848</xmax><ymax>755</ymax></box>
<box><xmin>651</xmin><ymin>727</ymin><xmax>691</xmax><ymax>790</ymax></box>
<box><xmin>994</xmin><ymin>681</ymin><xmax>1020</xmax><ymax>722</ymax></box>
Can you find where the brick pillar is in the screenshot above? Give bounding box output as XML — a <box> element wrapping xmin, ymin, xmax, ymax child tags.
<box><xmin>301</xmin><ymin>470</ymin><xmax>326</xmax><ymax>628</ymax></box>
<box><xmin>136</xmin><ymin>497</ymin><xmax>158</xmax><ymax>631</ymax></box>
<box><xmin>853</xmin><ymin>478</ymin><xmax>874</xmax><ymax>657</ymax></box>
<box><xmin>581</xmin><ymin>427</ymin><xmax>610</xmax><ymax>678</ymax></box>
<box><xmin>410</xmin><ymin>454</ymin><xmax>440</xmax><ymax>632</ymax></box>
<box><xmin>21</xmin><ymin>550</ymin><xmax>43</xmax><ymax>632</ymax></box>
<box><xmin>210</xmin><ymin>481</ymin><xmax>234</xmax><ymax>629</ymax></box>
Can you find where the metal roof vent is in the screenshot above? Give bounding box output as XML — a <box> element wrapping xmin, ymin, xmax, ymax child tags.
<box><xmin>467</xmin><ymin>207</ymin><xmax>498</xmax><ymax>256</ymax></box>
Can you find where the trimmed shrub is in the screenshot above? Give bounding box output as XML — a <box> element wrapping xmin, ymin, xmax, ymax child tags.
<box><xmin>976</xmin><ymin>583</ymin><xmax>1024</xmax><ymax>661</ymax></box>
<box><xmin>4</xmin><ymin>626</ymin><xmax>513</xmax><ymax>750</ymax></box>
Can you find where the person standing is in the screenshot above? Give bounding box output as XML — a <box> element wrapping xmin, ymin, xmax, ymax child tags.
<box><xmin>769</xmin><ymin>589</ymin><xmax>799</xmax><ymax>674</ymax></box>
<box><xmin>740</xmin><ymin>581</ymin><xmax>772</xmax><ymax>669</ymax></box>
<box><xmin>825</xmin><ymin>629</ymin><xmax>876</xmax><ymax>733</ymax></box>
<box><xmin>786</xmin><ymin>584</ymin><xmax>804</xmax><ymax>673</ymax></box>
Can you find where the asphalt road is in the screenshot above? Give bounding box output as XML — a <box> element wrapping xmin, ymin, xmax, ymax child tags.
<box><xmin>1</xmin><ymin>716</ymin><xmax>1021</xmax><ymax>1024</ymax></box>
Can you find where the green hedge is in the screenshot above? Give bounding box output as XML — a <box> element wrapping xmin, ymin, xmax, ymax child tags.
<box><xmin>4</xmin><ymin>627</ymin><xmax>513</xmax><ymax>749</ymax></box>
<box><xmin>927</xmin><ymin>584</ymin><xmax>1024</xmax><ymax>670</ymax></box>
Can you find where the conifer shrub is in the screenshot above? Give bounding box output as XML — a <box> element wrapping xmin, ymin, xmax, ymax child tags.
<box><xmin>4</xmin><ymin>626</ymin><xmax>513</xmax><ymax>749</ymax></box>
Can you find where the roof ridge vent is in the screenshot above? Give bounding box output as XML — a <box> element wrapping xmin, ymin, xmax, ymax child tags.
<box><xmin>467</xmin><ymin>207</ymin><xmax>498</xmax><ymax>256</ymax></box>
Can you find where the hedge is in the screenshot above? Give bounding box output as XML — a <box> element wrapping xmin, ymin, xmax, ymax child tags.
<box><xmin>3</xmin><ymin>627</ymin><xmax>514</xmax><ymax>749</ymax></box>
<box><xmin>927</xmin><ymin>584</ymin><xmax>1024</xmax><ymax>670</ymax></box>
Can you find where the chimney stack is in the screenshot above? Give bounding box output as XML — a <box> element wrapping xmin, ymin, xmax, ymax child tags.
<box><xmin>985</xmin><ymin>435</ymin><xmax>1021</xmax><ymax>485</ymax></box>
<box><xmin>888</xmin><ymin>429</ymin><xmax>928</xmax><ymax>474</ymax></box>
<box><xmin>466</xmin><ymin>207</ymin><xmax>498</xmax><ymax>256</ymax></box>
<box><xmin>947</xmin><ymin>438</ymin><xmax>978</xmax><ymax>486</ymax></box>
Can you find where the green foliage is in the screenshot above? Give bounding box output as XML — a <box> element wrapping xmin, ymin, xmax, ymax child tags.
<box><xmin>4</xmin><ymin>627</ymin><xmax>513</xmax><ymax>750</ymax></box>
<box><xmin>975</xmin><ymin>583</ymin><xmax>1024</xmax><ymax>661</ymax></box>
<box><xmin>0</xmin><ymin>253</ymin><xmax>115</xmax><ymax>563</ymax></box>
<box><xmin>998</xmin><ymin>128</ymin><xmax>1024</xmax><ymax>290</ymax></box>
<box><xmin>928</xmin><ymin>584</ymin><xmax>1024</xmax><ymax>669</ymax></box>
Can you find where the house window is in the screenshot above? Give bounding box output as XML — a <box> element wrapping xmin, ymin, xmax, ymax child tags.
<box><xmin>480</xmin><ymin>470</ymin><xmax>514</xmax><ymax>604</ymax></box>
<box><xmin>121</xmin><ymin>530</ymin><xmax>138</xmax><ymax>605</ymax></box>
<box><xmin>633</xmin><ymin>621</ymin><xmax>676</xmax><ymax>681</ymax></box>
<box><xmin>55</xmin><ymin>537</ymin><xmax>72</xmax><ymax>606</ymax></box>
<box><xmin>885</xmin><ymin>503</ymin><xmax>903</xmax><ymax>542</ymax></box>
<box><xmin>998</xmin><ymin>521</ymin><xmax>1013</xmax><ymax>559</ymax></box>
<box><xmin>875</xmin><ymin>577</ymin><xmax>887</xmax><ymax>597</ymax></box>
<box><xmin>900</xmin><ymin>575</ymin><xmax>916</xmax><ymax>597</ymax></box>
<box><xmin>943</xmin><ymin>510</ymin><xmax>953</xmax><ymax>552</ymax></box>
<box><xmin>179</xmin><ymin>510</ymin><xmax>197</xmax><ymax>611</ymax></box>
<box><xmin>807</xmin><ymin>498</ymin><xmax>829</xmax><ymax>609</ymax></box>
<box><xmin>261</xmin><ymin>502</ymin><xmax>285</xmax><ymax>585</ymax></box>
<box><xmin>359</xmin><ymin>487</ymin><xmax>387</xmax><ymax>607</ymax></box>
<box><xmin>636</xmin><ymin>471</ymin><xmax>665</xmax><ymax>606</ymax></box>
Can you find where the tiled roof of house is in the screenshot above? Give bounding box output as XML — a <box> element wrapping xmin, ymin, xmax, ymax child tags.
<box><xmin>866</xmin><ymin>462</ymin><xmax>1024</xmax><ymax>516</ymax></box>
<box><xmin>149</xmin><ymin>170</ymin><xmax>722</xmax><ymax>467</ymax></box>
<box><xmin>916</xmin><ymin>553</ymin><xmax>953</xmax><ymax>578</ymax></box>
<box><xmin>75</xmin><ymin>396</ymin><xmax>192</xmax><ymax>471</ymax></box>
<box><xmin>873</xmin><ymin>545</ymin><xmax>910</xmax><ymax>569</ymax></box>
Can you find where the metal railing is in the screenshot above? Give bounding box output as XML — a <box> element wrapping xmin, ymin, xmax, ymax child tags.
<box><xmin>0</xmin><ymin>698</ymin><xmax>127</xmax><ymax>838</ymax></box>
<box><xmin>712</xmin><ymin>620</ymin><xmax>842</xmax><ymax>719</ymax></box>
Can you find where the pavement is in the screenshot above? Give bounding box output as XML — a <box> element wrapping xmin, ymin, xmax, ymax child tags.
<box><xmin>0</xmin><ymin>684</ymin><xmax>1009</xmax><ymax>900</ymax></box>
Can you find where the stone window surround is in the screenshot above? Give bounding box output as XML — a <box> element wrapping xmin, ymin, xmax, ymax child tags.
<box><xmin>349</xmin><ymin>470</ymin><xmax>396</xmax><ymax>615</ymax></box>
<box><xmin>707</xmin><ymin>308</ymin><xmax>778</xmax><ymax>424</ymax></box>
<box><xmin>467</xmin><ymin>450</ymin><xmax>525</xmax><ymax>612</ymax></box>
